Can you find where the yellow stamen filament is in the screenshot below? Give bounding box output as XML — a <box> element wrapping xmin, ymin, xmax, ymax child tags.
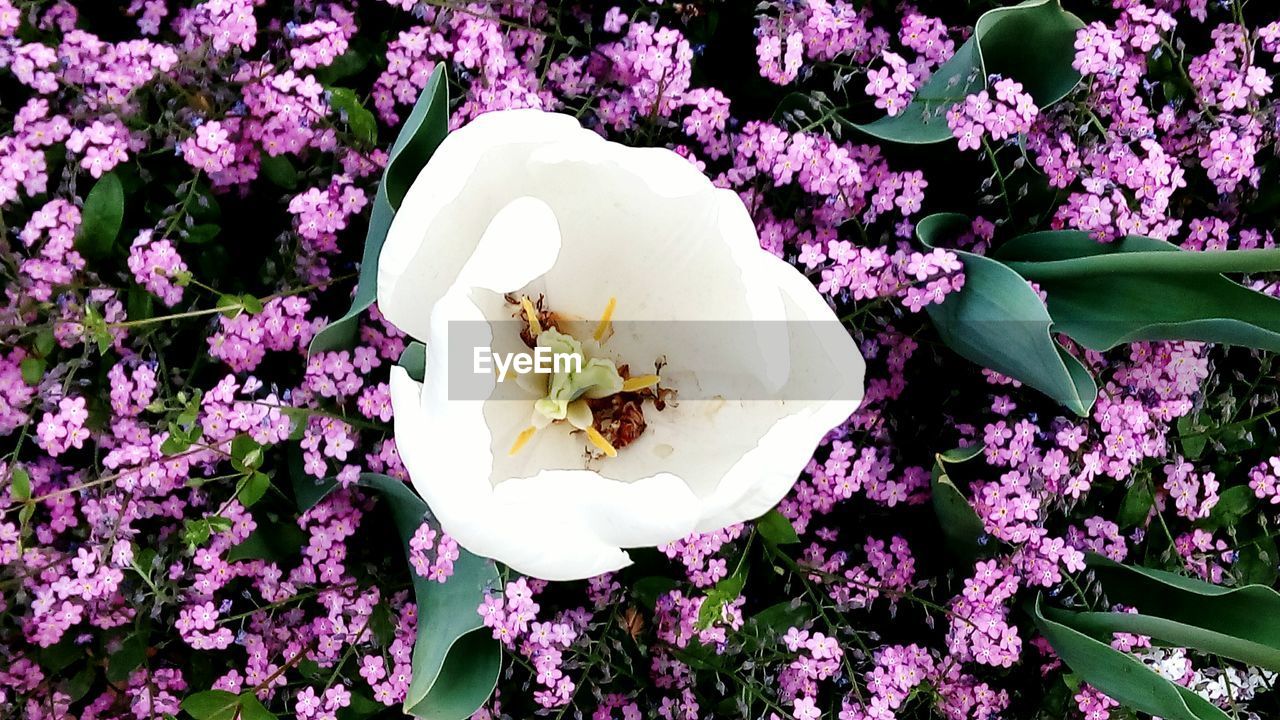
<box><xmin>508</xmin><ymin>426</ymin><xmax>538</xmax><ymax>455</ymax></box>
<box><xmin>521</xmin><ymin>296</ymin><xmax>542</xmax><ymax>337</ymax></box>
<box><xmin>585</xmin><ymin>427</ymin><xmax>618</xmax><ymax>457</ymax></box>
<box><xmin>593</xmin><ymin>296</ymin><xmax>617</xmax><ymax>342</ymax></box>
<box><xmin>621</xmin><ymin>375</ymin><xmax>660</xmax><ymax>392</ymax></box>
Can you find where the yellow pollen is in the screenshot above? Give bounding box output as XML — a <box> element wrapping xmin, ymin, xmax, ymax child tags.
<box><xmin>585</xmin><ymin>427</ymin><xmax>617</xmax><ymax>457</ymax></box>
<box><xmin>593</xmin><ymin>296</ymin><xmax>617</xmax><ymax>342</ymax></box>
<box><xmin>508</xmin><ymin>426</ymin><xmax>538</xmax><ymax>455</ymax></box>
<box><xmin>621</xmin><ymin>375</ymin><xmax>660</xmax><ymax>392</ymax></box>
<box><xmin>520</xmin><ymin>296</ymin><xmax>541</xmax><ymax>337</ymax></box>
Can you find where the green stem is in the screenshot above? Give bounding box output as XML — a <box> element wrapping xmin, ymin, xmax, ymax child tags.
<box><xmin>1007</xmin><ymin>249</ymin><xmax>1280</xmax><ymax>280</ymax></box>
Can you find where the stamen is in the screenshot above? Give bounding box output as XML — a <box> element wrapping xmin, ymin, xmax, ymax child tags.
<box><xmin>508</xmin><ymin>425</ymin><xmax>538</xmax><ymax>455</ymax></box>
<box><xmin>621</xmin><ymin>375</ymin><xmax>660</xmax><ymax>392</ymax></box>
<box><xmin>593</xmin><ymin>296</ymin><xmax>617</xmax><ymax>342</ymax></box>
<box><xmin>521</xmin><ymin>296</ymin><xmax>542</xmax><ymax>337</ymax></box>
<box><xmin>585</xmin><ymin>427</ymin><xmax>618</xmax><ymax>457</ymax></box>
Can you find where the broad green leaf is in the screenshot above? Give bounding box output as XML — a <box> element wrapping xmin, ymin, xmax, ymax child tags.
<box><xmin>852</xmin><ymin>0</ymin><xmax>1083</xmax><ymax>144</ymax></box>
<box><xmin>181</xmin><ymin>690</ymin><xmax>242</xmax><ymax>720</ymax></box>
<box><xmin>1087</xmin><ymin>554</ymin><xmax>1280</xmax><ymax>649</ymax></box>
<box><xmin>995</xmin><ymin>232</ymin><xmax>1280</xmax><ymax>352</ymax></box>
<box><xmin>237</xmin><ymin>694</ymin><xmax>277</xmax><ymax>720</ymax></box>
<box><xmin>1063</xmin><ymin>610</ymin><xmax>1280</xmax><ymax>673</ymax></box>
<box><xmin>76</xmin><ymin>172</ymin><xmax>125</xmax><ymax>259</ymax></box>
<box><xmin>1030</xmin><ymin>595</ymin><xmax>1230</xmax><ymax>720</ymax></box>
<box><xmin>930</xmin><ymin>448</ymin><xmax>987</xmax><ymax>560</ymax></box>
<box><xmin>20</xmin><ymin>357</ymin><xmax>45</xmax><ymax>385</ymax></box>
<box><xmin>310</xmin><ymin>66</ymin><xmax>450</xmax><ymax>355</ymax></box>
<box><xmin>399</xmin><ymin>341</ymin><xmax>427</xmax><ymax>383</ymax></box>
<box><xmin>291</xmin><ymin>470</ymin><xmax>500</xmax><ymax>720</ymax></box>
<box><xmin>756</xmin><ymin>508</ymin><xmax>799</xmax><ymax>546</ymax></box>
<box><xmin>918</xmin><ymin>213</ymin><xmax>1097</xmax><ymax>415</ymax></box>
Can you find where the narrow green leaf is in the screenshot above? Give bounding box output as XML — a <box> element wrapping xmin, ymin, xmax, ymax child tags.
<box><xmin>852</xmin><ymin>0</ymin><xmax>1083</xmax><ymax>144</ymax></box>
<box><xmin>328</xmin><ymin>87</ymin><xmax>378</xmax><ymax>146</ymax></box>
<box><xmin>995</xmin><ymin>232</ymin><xmax>1280</xmax><ymax>352</ymax></box>
<box><xmin>930</xmin><ymin>446</ymin><xmax>987</xmax><ymax>560</ymax></box>
<box><xmin>76</xmin><ymin>172</ymin><xmax>125</xmax><ymax>259</ymax></box>
<box><xmin>237</xmin><ymin>472</ymin><xmax>270</xmax><ymax>507</ymax></box>
<box><xmin>918</xmin><ymin>213</ymin><xmax>1097</xmax><ymax>415</ymax></box>
<box><xmin>1030</xmin><ymin>596</ymin><xmax>1230</xmax><ymax>720</ymax></box>
<box><xmin>309</xmin><ymin>66</ymin><xmax>451</xmax><ymax>356</ymax></box>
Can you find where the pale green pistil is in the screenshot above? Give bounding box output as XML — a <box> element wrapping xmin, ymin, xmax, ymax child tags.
<box><xmin>531</xmin><ymin>328</ymin><xmax>623</xmax><ymax>423</ymax></box>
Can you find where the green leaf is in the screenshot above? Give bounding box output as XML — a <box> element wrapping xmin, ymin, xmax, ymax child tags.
<box><xmin>292</xmin><ymin>470</ymin><xmax>500</xmax><ymax>720</ymax></box>
<box><xmin>181</xmin><ymin>690</ymin><xmax>242</xmax><ymax>720</ymax></box>
<box><xmin>931</xmin><ymin>451</ymin><xmax>987</xmax><ymax>561</ymax></box>
<box><xmin>76</xmin><ymin>172</ymin><xmax>126</xmax><ymax>259</ymax></box>
<box><xmin>1200</xmin><ymin>485</ymin><xmax>1256</xmax><ymax>531</ymax></box>
<box><xmin>852</xmin><ymin>0</ymin><xmax>1083</xmax><ymax>144</ymax></box>
<box><xmin>634</xmin><ymin>576</ymin><xmax>680</xmax><ymax>609</ymax></box>
<box><xmin>1087</xmin><ymin>554</ymin><xmax>1280</xmax><ymax>661</ymax></box>
<box><xmin>756</xmin><ymin>509</ymin><xmax>799</xmax><ymax>545</ymax></box>
<box><xmin>1116</xmin><ymin>479</ymin><xmax>1154</xmax><ymax>529</ymax></box>
<box><xmin>328</xmin><ymin>87</ymin><xmax>379</xmax><ymax>147</ymax></box>
<box><xmin>237</xmin><ymin>694</ymin><xmax>277</xmax><ymax>720</ymax></box>
<box><xmin>237</xmin><ymin>472</ymin><xmax>271</xmax><ymax>507</ymax></box>
<box><xmin>107</xmin><ymin>631</ymin><xmax>149</xmax><ymax>683</ymax></box>
<box><xmin>698</xmin><ymin>571</ymin><xmax>747</xmax><ymax>631</ymax></box>
<box><xmin>259</xmin><ymin>155</ymin><xmax>299</xmax><ymax>190</ymax></box>
<box><xmin>1031</xmin><ymin>595</ymin><xmax>1230</xmax><ymax>720</ymax></box>
<box><xmin>227</xmin><ymin>521</ymin><xmax>307</xmax><ymax>562</ymax></box>
<box><xmin>1064</xmin><ymin>610</ymin><xmax>1280</xmax><ymax>673</ymax></box>
<box><xmin>399</xmin><ymin>341</ymin><xmax>427</xmax><ymax>383</ymax></box>
<box><xmin>995</xmin><ymin>232</ymin><xmax>1280</xmax><ymax>352</ymax></box>
<box><xmin>184</xmin><ymin>223</ymin><xmax>222</xmax><ymax>245</ymax></box>
<box><xmin>20</xmin><ymin>357</ymin><xmax>45</xmax><ymax>385</ymax></box>
<box><xmin>309</xmin><ymin>66</ymin><xmax>450</xmax><ymax>355</ymax></box>
<box><xmin>918</xmin><ymin>214</ymin><xmax>1096</xmax><ymax>415</ymax></box>
<box><xmin>9</xmin><ymin>467</ymin><xmax>31</xmax><ymax>502</ymax></box>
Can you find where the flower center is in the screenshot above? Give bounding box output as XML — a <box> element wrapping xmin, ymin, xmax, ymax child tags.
<box><xmin>504</xmin><ymin>294</ymin><xmax>667</xmax><ymax>460</ymax></box>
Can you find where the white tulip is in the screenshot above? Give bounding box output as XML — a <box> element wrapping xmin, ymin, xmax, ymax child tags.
<box><xmin>378</xmin><ymin>109</ymin><xmax>865</xmax><ymax>581</ymax></box>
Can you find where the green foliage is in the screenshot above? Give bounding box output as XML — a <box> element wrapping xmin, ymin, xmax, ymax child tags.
<box><xmin>76</xmin><ymin>172</ymin><xmax>125</xmax><ymax>260</ymax></box>
<box><xmin>310</xmin><ymin>66</ymin><xmax>451</xmax><ymax>355</ymax></box>
<box><xmin>917</xmin><ymin>213</ymin><xmax>1096</xmax><ymax>415</ymax></box>
<box><xmin>293</xmin><ymin>470</ymin><xmax>500</xmax><ymax>720</ymax></box>
<box><xmin>1031</xmin><ymin>596</ymin><xmax>1231</xmax><ymax>720</ymax></box>
<box><xmin>994</xmin><ymin>231</ymin><xmax>1280</xmax><ymax>352</ymax></box>
<box><xmin>327</xmin><ymin>87</ymin><xmax>379</xmax><ymax>147</ymax></box>
<box><xmin>929</xmin><ymin>445</ymin><xmax>988</xmax><ymax>560</ymax></box>
<box><xmin>852</xmin><ymin>0</ymin><xmax>1083</xmax><ymax>143</ymax></box>
<box><xmin>919</xmin><ymin>213</ymin><xmax>1280</xmax><ymax>412</ymax></box>
<box><xmin>755</xmin><ymin>508</ymin><xmax>799</xmax><ymax>546</ymax></box>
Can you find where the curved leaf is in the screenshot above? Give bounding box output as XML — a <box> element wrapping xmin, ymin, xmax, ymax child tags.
<box><xmin>310</xmin><ymin>66</ymin><xmax>451</xmax><ymax>355</ymax></box>
<box><xmin>1086</xmin><ymin>554</ymin><xmax>1280</xmax><ymax>650</ymax></box>
<box><xmin>853</xmin><ymin>0</ymin><xmax>1083</xmax><ymax>144</ymax></box>
<box><xmin>917</xmin><ymin>213</ymin><xmax>1097</xmax><ymax>415</ymax></box>
<box><xmin>292</xmin><ymin>469</ymin><xmax>500</xmax><ymax>720</ymax></box>
<box><xmin>995</xmin><ymin>232</ymin><xmax>1280</xmax><ymax>351</ymax></box>
<box><xmin>76</xmin><ymin>172</ymin><xmax>125</xmax><ymax>260</ymax></box>
<box><xmin>1030</xmin><ymin>596</ymin><xmax>1230</xmax><ymax>720</ymax></box>
<box><xmin>930</xmin><ymin>445</ymin><xmax>986</xmax><ymax>560</ymax></box>
<box><xmin>1063</xmin><ymin>610</ymin><xmax>1280</xmax><ymax>673</ymax></box>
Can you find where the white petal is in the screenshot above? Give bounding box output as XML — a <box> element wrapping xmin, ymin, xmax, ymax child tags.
<box><xmin>378</xmin><ymin>110</ymin><xmax>590</xmax><ymax>341</ymax></box>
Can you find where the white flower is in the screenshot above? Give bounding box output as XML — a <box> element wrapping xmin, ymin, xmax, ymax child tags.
<box><xmin>379</xmin><ymin>110</ymin><xmax>864</xmax><ymax>581</ymax></box>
